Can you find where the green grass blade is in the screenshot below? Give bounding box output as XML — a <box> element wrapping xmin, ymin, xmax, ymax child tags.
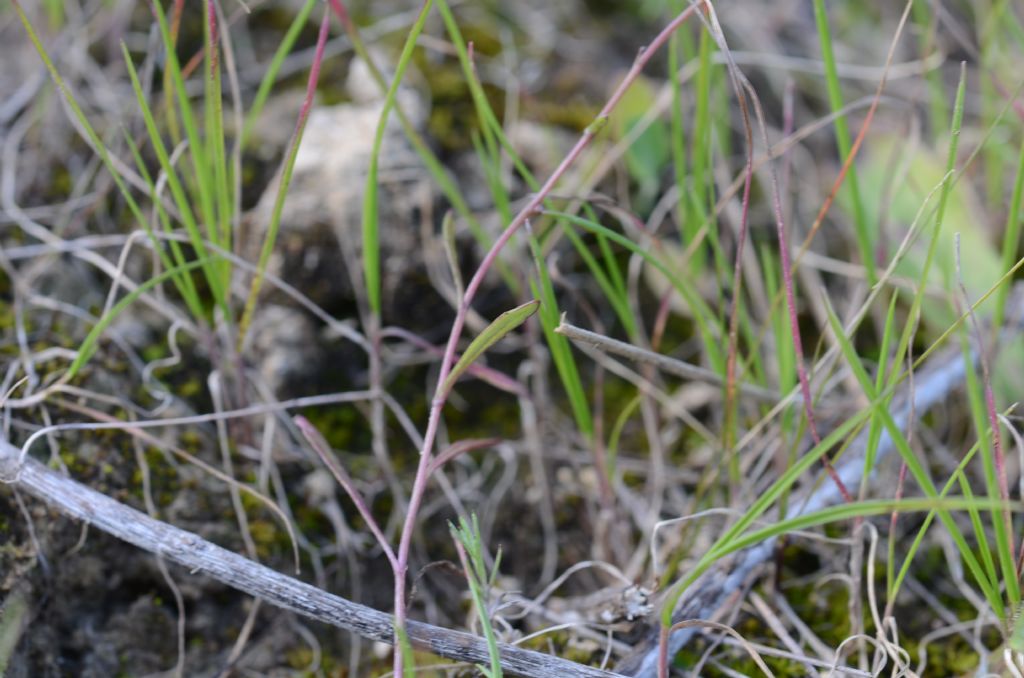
<box><xmin>67</xmin><ymin>258</ymin><xmax>213</xmax><ymax>379</ymax></box>
<box><xmin>393</xmin><ymin>621</ymin><xmax>416</xmax><ymax>675</ymax></box>
<box><xmin>688</xmin><ymin>29</ymin><xmax>714</xmax><ymax>257</ymax></box>
<box><xmin>238</xmin><ymin>6</ymin><xmax>331</xmax><ymax>348</ymax></box>
<box><xmin>910</xmin><ymin>0</ymin><xmax>949</xmax><ymax>130</ymax></box>
<box><xmin>435</xmin><ymin>0</ymin><xmax>542</xmax><ymax>199</ymax></box>
<box><xmin>546</xmin><ymin>209</ymin><xmax>724</xmax><ymax>373</ymax></box>
<box><xmin>812</xmin><ymin>0</ymin><xmax>874</xmax><ymax>282</ymax></box>
<box><xmin>13</xmin><ymin>8</ymin><xmax>161</xmax><ymax>262</ymax></box>
<box><xmin>328</xmin><ymin>1</ymin><xmax>504</xmax><ymax>291</ymax></box>
<box><xmin>16</xmin><ymin>3</ymin><xmax>220</xmax><ymax>326</ymax></box>
<box><xmin>560</xmin><ymin>223</ymin><xmax>635</xmax><ymax>338</ymax></box>
<box><xmin>121</xmin><ymin>42</ymin><xmax>225</xmax><ymax>312</ymax></box>
<box><xmin>450</xmin><ymin>515</ymin><xmax>503</xmax><ymax>678</ymax></box>
<box><xmin>362</xmin><ymin>0</ymin><xmax>434</xmax><ymax>317</ymax></box>
<box><xmin>607</xmin><ymin>394</ymin><xmax>642</xmax><ymax>484</ymax></box>
<box><xmin>993</xmin><ymin>130</ymin><xmax>1024</xmax><ymax>329</ymax></box>
<box><xmin>960</xmin><ymin>331</ymin><xmax>1020</xmax><ymax>605</ymax></box>
<box><xmin>241</xmin><ymin>0</ymin><xmax>318</xmax><ymax>148</ymax></box>
<box><xmin>528</xmin><ymin>232</ymin><xmax>594</xmax><ymax>439</ymax></box>
<box><xmin>822</xmin><ymin>300</ymin><xmax>1005</xmax><ymax>618</ymax></box>
<box><xmin>862</xmin><ymin>291</ymin><xmax>900</xmax><ymax>493</ymax></box>
<box><xmin>119</xmin><ymin>129</ymin><xmax>205</xmax><ymax>320</ymax></box>
<box><xmin>441</xmin><ymin>300</ymin><xmax>540</xmax><ymax>396</ymax></box>
<box><xmin>151</xmin><ymin>2</ymin><xmax>219</xmax><ymax>259</ymax></box>
<box><xmin>722</xmin><ymin>496</ymin><xmax>1023</xmax><ymax>559</ymax></box>
<box><xmin>202</xmin><ymin>1</ymin><xmax>232</xmax><ymax>290</ymax></box>
<box><xmin>668</xmin><ymin>18</ymin><xmax>687</xmax><ymax>245</ymax></box>
<box><xmin>891</xmin><ymin>64</ymin><xmax>968</xmax><ymax>382</ymax></box>
<box><xmin>890</xmin><ymin>435</ymin><xmax>983</xmax><ymax>600</ymax></box>
<box><xmin>660</xmin><ymin>409</ymin><xmax>871</xmax><ymax>625</ymax></box>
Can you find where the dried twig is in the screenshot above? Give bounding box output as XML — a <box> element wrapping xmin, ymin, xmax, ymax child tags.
<box><xmin>555</xmin><ymin>317</ymin><xmax>778</xmax><ymax>401</ymax></box>
<box><xmin>0</xmin><ymin>438</ymin><xmax>622</xmax><ymax>678</ymax></box>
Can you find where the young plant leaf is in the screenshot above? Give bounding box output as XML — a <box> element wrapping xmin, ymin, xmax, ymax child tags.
<box><xmin>68</xmin><ymin>258</ymin><xmax>213</xmax><ymax>379</ymax></box>
<box><xmin>441</xmin><ymin>300</ymin><xmax>540</xmax><ymax>396</ymax></box>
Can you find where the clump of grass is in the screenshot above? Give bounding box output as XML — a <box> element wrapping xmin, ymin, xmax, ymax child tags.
<box><xmin>14</xmin><ymin>0</ymin><xmax>331</xmax><ymax>368</ymax></box>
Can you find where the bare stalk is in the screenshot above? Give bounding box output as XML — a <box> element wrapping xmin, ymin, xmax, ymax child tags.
<box><xmin>555</xmin><ymin>317</ymin><xmax>778</xmax><ymax>401</ymax></box>
<box><xmin>390</xmin><ymin>4</ymin><xmax>707</xmax><ymax>670</ymax></box>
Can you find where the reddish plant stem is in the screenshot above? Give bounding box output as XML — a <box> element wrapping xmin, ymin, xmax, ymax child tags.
<box><xmin>796</xmin><ymin>2</ymin><xmax>913</xmax><ymax>271</ymax></box>
<box><xmin>651</xmin><ymin>290</ymin><xmax>673</xmax><ymax>353</ymax></box>
<box><xmin>206</xmin><ymin>0</ymin><xmax>219</xmax><ymax>72</ymax></box>
<box><xmin>389</xmin><ymin>4</ymin><xmax>706</xmax><ymax>676</ymax></box>
<box><xmin>295</xmin><ymin>415</ymin><xmax>399</xmax><ymax>570</ymax></box>
<box><xmin>722</xmin><ymin>38</ymin><xmax>755</xmax><ymax>490</ymax></box>
<box><xmin>237</xmin><ymin>3</ymin><xmax>329</xmax><ymax>352</ymax></box>
<box><xmin>656</xmin><ymin>623</ymin><xmax>670</xmax><ymax>678</ymax></box>
<box><xmin>695</xmin><ymin>2</ymin><xmax>853</xmax><ymax>502</ymax></box>
<box><xmin>984</xmin><ymin>385</ymin><xmax>1012</xmax><ymax>555</ymax></box>
<box><xmin>957</xmin><ymin>239</ymin><xmax>1013</xmax><ymax>565</ymax></box>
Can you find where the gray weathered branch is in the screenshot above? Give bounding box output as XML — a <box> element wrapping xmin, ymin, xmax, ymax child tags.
<box><xmin>0</xmin><ymin>439</ymin><xmax>622</xmax><ymax>678</ymax></box>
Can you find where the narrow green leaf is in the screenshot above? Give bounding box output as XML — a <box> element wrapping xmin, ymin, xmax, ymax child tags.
<box><xmin>547</xmin><ymin>209</ymin><xmax>724</xmax><ymax>373</ymax></box>
<box><xmin>119</xmin><ymin>129</ymin><xmax>205</xmax><ymax>320</ymax></box>
<box><xmin>238</xmin><ymin>6</ymin><xmax>331</xmax><ymax>348</ymax></box>
<box><xmin>726</xmin><ymin>496</ymin><xmax>1024</xmax><ymax>558</ymax></box>
<box><xmin>994</xmin><ymin>128</ymin><xmax>1024</xmax><ymax>329</ymax></box>
<box><xmin>527</xmin><ymin>231</ymin><xmax>594</xmax><ymax>438</ymax></box>
<box><xmin>435</xmin><ymin>0</ymin><xmax>542</xmax><ymax>199</ymax></box>
<box><xmin>151</xmin><ymin>1</ymin><xmax>218</xmax><ymax>257</ymax></box>
<box><xmin>812</xmin><ymin>0</ymin><xmax>874</xmax><ymax>282</ymax></box>
<box><xmin>560</xmin><ymin>223</ymin><xmax>634</xmax><ymax>338</ymax></box>
<box><xmin>450</xmin><ymin>514</ymin><xmax>503</xmax><ymax>678</ymax></box>
<box><xmin>660</xmin><ymin>409</ymin><xmax>871</xmax><ymax>625</ymax></box>
<box><xmin>331</xmin><ymin>1</ymin><xmax>505</xmax><ymax>290</ymax></box>
<box><xmin>891</xmin><ymin>63</ymin><xmax>967</xmax><ymax>370</ymax></box>
<box><xmin>960</xmin><ymin>330</ymin><xmax>1020</xmax><ymax>605</ymax></box>
<box><xmin>441</xmin><ymin>300</ymin><xmax>540</xmax><ymax>396</ymax></box>
<box><xmin>202</xmin><ymin>0</ymin><xmax>233</xmax><ymax>287</ymax></box>
<box><xmin>121</xmin><ymin>42</ymin><xmax>225</xmax><ymax>313</ymax></box>
<box><xmin>822</xmin><ymin>299</ymin><xmax>1004</xmax><ymax>618</ymax></box>
<box><xmin>241</xmin><ymin>0</ymin><xmax>318</xmax><ymax>148</ymax></box>
<box><xmin>68</xmin><ymin>258</ymin><xmax>212</xmax><ymax>379</ymax></box>
<box><xmin>394</xmin><ymin>621</ymin><xmax>416</xmax><ymax>675</ymax></box>
<box><xmin>362</xmin><ymin>0</ymin><xmax>434</xmax><ymax>317</ymax></box>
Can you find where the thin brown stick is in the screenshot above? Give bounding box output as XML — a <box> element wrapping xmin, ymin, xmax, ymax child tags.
<box><xmin>0</xmin><ymin>438</ymin><xmax>622</xmax><ymax>678</ymax></box>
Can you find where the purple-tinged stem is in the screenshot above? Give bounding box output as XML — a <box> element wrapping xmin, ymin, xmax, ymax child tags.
<box><xmin>206</xmin><ymin>0</ymin><xmax>218</xmax><ymax>72</ymax></box>
<box><xmin>722</xmin><ymin>34</ymin><xmax>755</xmax><ymax>490</ymax></box>
<box><xmin>694</xmin><ymin>2</ymin><xmax>854</xmax><ymax>503</ymax></box>
<box><xmin>390</xmin><ymin>4</ymin><xmax>706</xmax><ymax>676</ymax></box>
<box><xmin>236</xmin><ymin>4</ymin><xmax>330</xmax><ymax>351</ymax></box>
<box><xmin>956</xmin><ymin>236</ymin><xmax>1013</xmax><ymax>566</ymax></box>
<box><xmin>294</xmin><ymin>415</ymin><xmax>399</xmax><ymax>570</ymax></box>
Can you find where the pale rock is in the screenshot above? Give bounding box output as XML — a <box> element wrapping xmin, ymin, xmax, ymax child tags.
<box><xmin>246</xmin><ymin>304</ymin><xmax>321</xmax><ymax>394</ymax></box>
